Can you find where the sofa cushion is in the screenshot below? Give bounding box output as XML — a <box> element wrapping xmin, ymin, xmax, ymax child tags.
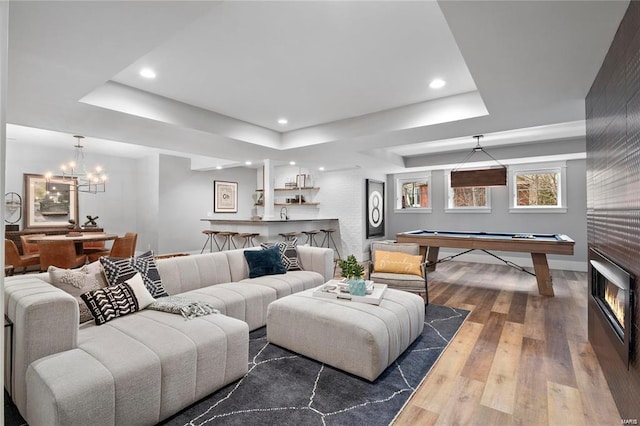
<box><xmin>261</xmin><ymin>238</ymin><xmax>302</xmax><ymax>271</ymax></box>
<box><xmin>101</xmin><ymin>250</ymin><xmax>168</xmax><ymax>297</ymax></box>
<box><xmin>239</xmin><ymin>270</ymin><xmax>325</xmax><ymax>298</ymax></box>
<box><xmin>180</xmin><ymin>282</ymin><xmax>277</xmax><ymax>331</ymax></box>
<box><xmin>243</xmin><ymin>246</ymin><xmax>286</xmax><ymax>278</ymax></box>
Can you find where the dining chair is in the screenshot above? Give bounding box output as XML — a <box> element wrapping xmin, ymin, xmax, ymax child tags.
<box><xmin>87</xmin><ymin>232</ymin><xmax>138</xmax><ymax>262</ymax></box>
<box><xmin>5</xmin><ymin>239</ymin><xmax>41</xmax><ymax>274</ymax></box>
<box><xmin>83</xmin><ymin>240</ymin><xmax>106</xmax><ymax>254</ymax></box>
<box><xmin>37</xmin><ymin>240</ymin><xmax>87</xmax><ymax>271</ymax></box>
<box><xmin>19</xmin><ymin>234</ymin><xmax>46</xmax><ymax>255</ymax></box>
<box><xmin>369</xmin><ymin>241</ymin><xmax>429</xmax><ymax>305</ymax></box>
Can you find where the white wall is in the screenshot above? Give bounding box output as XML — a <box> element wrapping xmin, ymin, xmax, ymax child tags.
<box><xmin>386</xmin><ymin>159</ymin><xmax>588</xmax><ymax>271</ymax></box>
<box><xmin>156</xmin><ymin>155</ymin><xmax>257</xmax><ymax>254</ymax></box>
<box><xmin>5</xmin><ymin>140</ymin><xmax>138</xmax><ymax>237</ymax></box>
<box><xmin>315</xmin><ymin>168</ymin><xmax>387</xmax><ymax>262</ymax></box>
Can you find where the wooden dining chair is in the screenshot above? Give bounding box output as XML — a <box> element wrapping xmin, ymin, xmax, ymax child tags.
<box><xmin>19</xmin><ymin>234</ymin><xmax>46</xmax><ymax>255</ymax></box>
<box><xmin>37</xmin><ymin>240</ymin><xmax>87</xmax><ymax>271</ymax></box>
<box><xmin>5</xmin><ymin>239</ymin><xmax>40</xmax><ymax>274</ymax></box>
<box><xmin>87</xmin><ymin>232</ymin><xmax>138</xmax><ymax>262</ymax></box>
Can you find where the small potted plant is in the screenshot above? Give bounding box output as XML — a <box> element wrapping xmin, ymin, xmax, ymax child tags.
<box><xmin>338</xmin><ymin>255</ymin><xmax>366</xmax><ymax>296</ymax></box>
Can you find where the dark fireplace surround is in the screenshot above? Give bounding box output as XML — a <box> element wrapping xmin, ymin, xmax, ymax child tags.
<box><xmin>589</xmin><ymin>248</ymin><xmax>634</xmax><ymax>367</ymax></box>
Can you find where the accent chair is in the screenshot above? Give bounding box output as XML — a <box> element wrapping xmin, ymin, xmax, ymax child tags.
<box><xmin>369</xmin><ymin>241</ymin><xmax>428</xmax><ymax>305</ymax></box>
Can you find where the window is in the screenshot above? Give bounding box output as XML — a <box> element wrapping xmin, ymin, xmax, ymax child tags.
<box><xmin>445</xmin><ymin>171</ymin><xmax>491</xmax><ymax>213</ymax></box>
<box><xmin>395</xmin><ymin>172</ymin><xmax>431</xmax><ymax>212</ymax></box>
<box><xmin>509</xmin><ymin>161</ymin><xmax>567</xmax><ymax>212</ymax></box>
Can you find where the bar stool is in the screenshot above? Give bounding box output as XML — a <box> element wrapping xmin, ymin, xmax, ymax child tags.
<box><xmin>301</xmin><ymin>230</ymin><xmax>319</xmax><ymax>246</ymax></box>
<box><xmin>320</xmin><ymin>228</ymin><xmax>342</xmax><ymax>260</ymax></box>
<box><xmin>200</xmin><ymin>230</ymin><xmax>222</xmax><ymax>253</ymax></box>
<box><xmin>279</xmin><ymin>232</ymin><xmax>298</xmax><ymax>242</ymax></box>
<box><xmin>237</xmin><ymin>232</ymin><xmax>260</xmax><ymax>248</ymax></box>
<box><xmin>217</xmin><ymin>231</ymin><xmax>238</xmax><ymax>251</ymax></box>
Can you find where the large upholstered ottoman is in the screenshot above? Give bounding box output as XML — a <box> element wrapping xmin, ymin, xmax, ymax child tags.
<box><xmin>266</xmin><ymin>286</ymin><xmax>425</xmax><ymax>381</ymax></box>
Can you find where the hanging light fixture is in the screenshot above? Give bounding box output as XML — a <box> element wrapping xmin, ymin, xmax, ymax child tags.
<box><xmin>450</xmin><ymin>135</ymin><xmax>507</xmax><ymax>188</ymax></box>
<box><xmin>46</xmin><ymin>135</ymin><xmax>107</xmax><ymax>193</ymax></box>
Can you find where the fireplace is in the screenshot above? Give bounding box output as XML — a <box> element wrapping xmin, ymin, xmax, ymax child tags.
<box><xmin>589</xmin><ymin>248</ymin><xmax>634</xmax><ymax>367</ymax></box>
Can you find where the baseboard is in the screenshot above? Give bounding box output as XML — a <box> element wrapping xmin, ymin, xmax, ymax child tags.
<box><xmin>438</xmin><ymin>249</ymin><xmax>587</xmax><ymax>272</ymax></box>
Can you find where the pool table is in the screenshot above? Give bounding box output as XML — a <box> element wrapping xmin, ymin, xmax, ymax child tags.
<box><xmin>396</xmin><ymin>230</ymin><xmax>575</xmax><ymax>297</ymax></box>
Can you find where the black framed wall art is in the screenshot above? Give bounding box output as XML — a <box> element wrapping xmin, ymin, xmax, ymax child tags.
<box><xmin>366</xmin><ymin>179</ymin><xmax>385</xmax><ymax>238</ymax></box>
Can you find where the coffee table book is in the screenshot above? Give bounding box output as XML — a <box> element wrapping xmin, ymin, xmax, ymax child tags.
<box><xmin>312</xmin><ymin>280</ymin><xmax>387</xmax><ymax>305</ymax></box>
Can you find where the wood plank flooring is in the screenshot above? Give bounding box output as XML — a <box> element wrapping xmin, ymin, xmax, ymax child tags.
<box><xmin>393</xmin><ymin>260</ymin><xmax>621</xmax><ymax>426</ymax></box>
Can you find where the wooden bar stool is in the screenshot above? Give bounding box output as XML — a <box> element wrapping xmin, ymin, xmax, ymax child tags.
<box><xmin>237</xmin><ymin>232</ymin><xmax>260</xmax><ymax>248</ymax></box>
<box><xmin>217</xmin><ymin>231</ymin><xmax>238</xmax><ymax>251</ymax></box>
<box><xmin>301</xmin><ymin>230</ymin><xmax>319</xmax><ymax>246</ymax></box>
<box><xmin>320</xmin><ymin>228</ymin><xmax>341</xmax><ymax>260</ymax></box>
<box><xmin>279</xmin><ymin>232</ymin><xmax>298</xmax><ymax>242</ymax></box>
<box><xmin>200</xmin><ymin>230</ymin><xmax>221</xmax><ymax>253</ymax></box>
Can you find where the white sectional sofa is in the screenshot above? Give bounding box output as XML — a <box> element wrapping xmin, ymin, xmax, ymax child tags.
<box><xmin>4</xmin><ymin>245</ymin><xmax>334</xmax><ymax>426</ymax></box>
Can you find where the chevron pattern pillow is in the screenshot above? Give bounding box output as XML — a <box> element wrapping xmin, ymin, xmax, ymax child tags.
<box><xmin>100</xmin><ymin>251</ymin><xmax>168</xmax><ymax>298</ymax></box>
<box><xmin>81</xmin><ymin>282</ymin><xmax>139</xmax><ymax>325</ymax></box>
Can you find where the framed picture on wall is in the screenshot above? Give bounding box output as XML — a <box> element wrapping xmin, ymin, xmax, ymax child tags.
<box><xmin>366</xmin><ymin>179</ymin><xmax>385</xmax><ymax>238</ymax></box>
<box><xmin>24</xmin><ymin>173</ymin><xmax>79</xmax><ymax>229</ymax></box>
<box><xmin>214</xmin><ymin>180</ymin><xmax>238</xmax><ymax>213</ymax></box>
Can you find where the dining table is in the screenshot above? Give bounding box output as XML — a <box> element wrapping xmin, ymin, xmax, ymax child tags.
<box><xmin>27</xmin><ymin>233</ymin><xmax>118</xmax><ymax>254</ymax></box>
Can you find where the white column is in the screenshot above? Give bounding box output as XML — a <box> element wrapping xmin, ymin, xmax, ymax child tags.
<box><xmin>262</xmin><ymin>159</ymin><xmax>275</xmax><ymax>220</ymax></box>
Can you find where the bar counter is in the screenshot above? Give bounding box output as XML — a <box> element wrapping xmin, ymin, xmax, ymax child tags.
<box><xmin>200</xmin><ymin>218</ymin><xmax>342</xmax><ymax>249</ymax></box>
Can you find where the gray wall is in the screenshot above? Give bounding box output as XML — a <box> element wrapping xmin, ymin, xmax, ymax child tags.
<box><xmin>386</xmin><ymin>159</ymin><xmax>588</xmax><ymax>271</ymax></box>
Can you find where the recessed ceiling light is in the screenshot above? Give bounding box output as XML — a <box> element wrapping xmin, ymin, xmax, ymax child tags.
<box><xmin>318</xmin><ymin>166</ymin><xmax>325</xmax><ymax>171</ymax></box>
<box><xmin>216</xmin><ymin>166</ymin><xmax>222</xmax><ymax>170</ymax></box>
<box><xmin>289</xmin><ymin>161</ymin><xmax>296</xmax><ymax>166</ymax></box>
<box><xmin>140</xmin><ymin>68</ymin><xmax>156</xmax><ymax>79</ymax></box>
<box><xmin>245</xmin><ymin>161</ymin><xmax>252</xmax><ymax>166</ymax></box>
<box><xmin>278</xmin><ymin>118</ymin><xmax>288</xmax><ymax>125</ymax></box>
<box><xmin>429</xmin><ymin>79</ymin><xmax>446</xmax><ymax>89</ymax></box>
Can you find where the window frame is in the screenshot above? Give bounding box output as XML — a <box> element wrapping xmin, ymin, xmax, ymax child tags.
<box><xmin>394</xmin><ymin>171</ymin><xmax>432</xmax><ymax>213</ymax></box>
<box><xmin>508</xmin><ymin>161</ymin><xmax>567</xmax><ymax>213</ymax></box>
<box><xmin>444</xmin><ymin>170</ymin><xmax>492</xmax><ymax>213</ymax></box>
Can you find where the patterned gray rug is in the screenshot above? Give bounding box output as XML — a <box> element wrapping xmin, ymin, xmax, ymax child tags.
<box><xmin>161</xmin><ymin>304</ymin><xmax>468</xmax><ymax>426</ymax></box>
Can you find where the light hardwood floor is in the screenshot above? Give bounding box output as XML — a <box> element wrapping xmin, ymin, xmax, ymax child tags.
<box><xmin>393</xmin><ymin>260</ymin><xmax>621</xmax><ymax>426</ymax></box>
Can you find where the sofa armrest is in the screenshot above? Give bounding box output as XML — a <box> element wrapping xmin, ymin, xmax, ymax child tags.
<box><xmin>297</xmin><ymin>246</ymin><xmax>334</xmax><ymax>282</ymax></box>
<box><xmin>4</xmin><ymin>276</ymin><xmax>79</xmax><ymax>415</ymax></box>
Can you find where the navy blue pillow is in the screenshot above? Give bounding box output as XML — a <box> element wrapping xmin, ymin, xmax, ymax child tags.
<box><xmin>244</xmin><ymin>246</ymin><xmax>287</xmax><ymax>278</ymax></box>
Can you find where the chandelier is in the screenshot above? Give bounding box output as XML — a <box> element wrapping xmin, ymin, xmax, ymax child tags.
<box><xmin>47</xmin><ymin>135</ymin><xmax>107</xmax><ymax>193</ymax></box>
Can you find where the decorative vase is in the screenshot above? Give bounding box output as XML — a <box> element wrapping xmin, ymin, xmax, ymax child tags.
<box><xmin>348</xmin><ymin>277</ymin><xmax>367</xmax><ymax>296</ymax></box>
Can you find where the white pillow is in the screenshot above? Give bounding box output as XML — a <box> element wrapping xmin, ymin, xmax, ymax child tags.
<box><xmin>125</xmin><ymin>273</ymin><xmax>156</xmax><ymax>309</ymax></box>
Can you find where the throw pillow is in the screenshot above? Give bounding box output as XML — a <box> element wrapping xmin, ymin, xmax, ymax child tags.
<box><xmin>100</xmin><ymin>251</ymin><xmax>168</xmax><ymax>298</ymax></box>
<box><xmin>81</xmin><ymin>282</ymin><xmax>139</xmax><ymax>325</ymax></box>
<box><xmin>80</xmin><ymin>273</ymin><xmax>155</xmax><ymax>325</ymax></box>
<box><xmin>244</xmin><ymin>246</ymin><xmax>287</xmax><ymax>278</ymax></box>
<box><xmin>48</xmin><ymin>264</ymin><xmax>107</xmax><ymax>323</ymax></box>
<box><xmin>373</xmin><ymin>250</ymin><xmax>423</xmax><ymax>277</ymax></box>
<box><xmin>260</xmin><ymin>238</ymin><xmax>302</xmax><ymax>271</ymax></box>
<box><xmin>275</xmin><ymin>239</ymin><xmax>302</xmax><ymax>271</ymax></box>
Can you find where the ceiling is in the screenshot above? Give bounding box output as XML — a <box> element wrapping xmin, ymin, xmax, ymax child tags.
<box><xmin>5</xmin><ymin>1</ymin><xmax>629</xmax><ymax>173</ymax></box>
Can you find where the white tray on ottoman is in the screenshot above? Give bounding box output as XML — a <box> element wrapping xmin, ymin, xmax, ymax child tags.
<box><xmin>266</xmin><ymin>285</ymin><xmax>425</xmax><ymax>381</ymax></box>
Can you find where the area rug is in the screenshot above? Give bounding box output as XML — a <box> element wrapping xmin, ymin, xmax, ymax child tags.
<box><xmin>161</xmin><ymin>304</ymin><xmax>468</xmax><ymax>426</ymax></box>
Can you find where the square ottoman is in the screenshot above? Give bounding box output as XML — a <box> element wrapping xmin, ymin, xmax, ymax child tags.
<box><xmin>266</xmin><ymin>286</ymin><xmax>425</xmax><ymax>381</ymax></box>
